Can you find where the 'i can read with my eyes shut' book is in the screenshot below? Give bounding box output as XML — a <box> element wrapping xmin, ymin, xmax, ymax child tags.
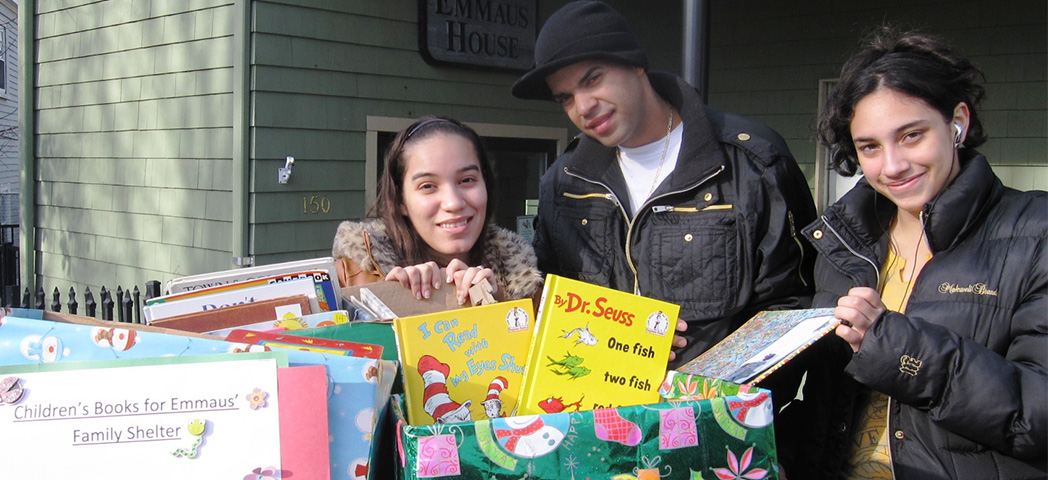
<box><xmin>393</xmin><ymin>298</ymin><xmax>535</xmax><ymax>426</ymax></box>
<box><xmin>515</xmin><ymin>274</ymin><xmax>680</xmax><ymax>416</ymax></box>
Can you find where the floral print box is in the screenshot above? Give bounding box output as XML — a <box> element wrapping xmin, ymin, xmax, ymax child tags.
<box><xmin>393</xmin><ymin>371</ymin><xmax>778</xmax><ymax>479</ymax></box>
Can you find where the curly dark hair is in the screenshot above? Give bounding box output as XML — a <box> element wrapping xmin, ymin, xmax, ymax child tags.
<box><xmin>818</xmin><ymin>27</ymin><xmax>987</xmax><ymax>176</ymax></box>
<box><xmin>372</xmin><ymin>116</ymin><xmax>496</xmax><ymax>265</ymax></box>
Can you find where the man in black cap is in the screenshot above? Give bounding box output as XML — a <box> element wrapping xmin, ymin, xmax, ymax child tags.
<box><xmin>513</xmin><ymin>1</ymin><xmax>817</xmax><ymax>368</ymax></box>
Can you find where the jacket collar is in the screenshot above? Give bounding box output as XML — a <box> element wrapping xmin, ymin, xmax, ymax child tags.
<box><xmin>819</xmin><ymin>153</ymin><xmax>1002</xmax><ymax>255</ymax></box>
<box><xmin>565</xmin><ymin>71</ymin><xmax>726</xmax><ymax>196</ymax></box>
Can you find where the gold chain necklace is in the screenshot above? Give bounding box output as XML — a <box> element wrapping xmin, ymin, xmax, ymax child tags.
<box><xmin>617</xmin><ymin>109</ymin><xmax>675</xmax><ymax>199</ymax></box>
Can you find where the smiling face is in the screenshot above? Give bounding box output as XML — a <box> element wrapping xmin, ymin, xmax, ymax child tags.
<box><xmin>850</xmin><ymin>87</ymin><xmax>969</xmax><ymax>217</ymax></box>
<box><xmin>546</xmin><ymin>60</ymin><xmax>657</xmax><ymax>148</ymax></box>
<box><xmin>399</xmin><ymin>133</ymin><xmax>488</xmax><ymax>266</ymax></box>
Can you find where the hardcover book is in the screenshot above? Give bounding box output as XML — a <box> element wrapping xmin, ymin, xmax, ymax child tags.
<box><xmin>201</xmin><ymin>310</ymin><xmax>352</xmax><ymax>337</ymax></box>
<box><xmin>223</xmin><ymin>329</ymin><xmax>384</xmax><ymax>359</ymax></box>
<box><xmin>151</xmin><ymin>270</ymin><xmax>335</xmax><ymax>313</ymax></box>
<box><xmin>515</xmin><ymin>274</ymin><xmax>680</xmax><ymax>416</ymax></box>
<box><xmin>144</xmin><ymin>277</ymin><xmax>318</xmax><ymax>323</ymax></box>
<box><xmin>393</xmin><ymin>298</ymin><xmax>535</xmax><ymax>426</ymax></box>
<box><xmin>675</xmin><ymin>308</ymin><xmax>839</xmax><ymax>384</ymax></box>
<box><xmin>164</xmin><ymin>257</ymin><xmax>342</xmax><ymax>310</ymax></box>
<box><xmin>147</xmin><ymin>295</ymin><xmax>313</xmax><ymax>333</ymax></box>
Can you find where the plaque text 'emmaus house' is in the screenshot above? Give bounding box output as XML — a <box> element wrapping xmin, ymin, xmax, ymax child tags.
<box><xmin>420</xmin><ymin>0</ymin><xmax>536</xmax><ymax>71</ymax></box>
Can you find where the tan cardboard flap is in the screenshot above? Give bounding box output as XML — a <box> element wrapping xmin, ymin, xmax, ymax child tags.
<box><xmin>340</xmin><ymin>281</ymin><xmax>463</xmax><ymax>319</ymax></box>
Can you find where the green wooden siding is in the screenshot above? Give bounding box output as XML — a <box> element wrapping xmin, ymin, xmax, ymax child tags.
<box><xmin>25</xmin><ymin>0</ymin><xmax>1044</xmax><ymax>294</ymax></box>
<box><xmin>32</xmin><ymin>0</ymin><xmax>236</xmax><ymax>294</ymax></box>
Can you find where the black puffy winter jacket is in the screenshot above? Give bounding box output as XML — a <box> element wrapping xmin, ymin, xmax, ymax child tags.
<box><xmin>532</xmin><ymin>71</ymin><xmax>817</xmax><ymax>367</ymax></box>
<box><xmin>782</xmin><ymin>154</ymin><xmax>1047</xmax><ymax>479</ymax></box>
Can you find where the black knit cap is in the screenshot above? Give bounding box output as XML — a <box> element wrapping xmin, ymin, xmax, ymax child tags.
<box><xmin>511</xmin><ymin>1</ymin><xmax>648</xmax><ymax>101</ymax></box>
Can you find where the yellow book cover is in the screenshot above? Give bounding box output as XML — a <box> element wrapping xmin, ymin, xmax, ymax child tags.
<box><xmin>394</xmin><ymin>298</ymin><xmax>534</xmax><ymax>426</ymax></box>
<box><xmin>516</xmin><ymin>274</ymin><xmax>680</xmax><ymax>416</ymax></box>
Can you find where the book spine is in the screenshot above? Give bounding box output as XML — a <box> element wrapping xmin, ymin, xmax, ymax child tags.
<box><xmin>514</xmin><ymin>275</ymin><xmax>557</xmax><ymax>414</ymax></box>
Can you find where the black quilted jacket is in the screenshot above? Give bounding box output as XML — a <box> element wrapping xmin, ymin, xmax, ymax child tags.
<box><xmin>781</xmin><ymin>154</ymin><xmax>1047</xmax><ymax>479</ymax></box>
<box><xmin>532</xmin><ymin>71</ymin><xmax>817</xmax><ymax>368</ymax></box>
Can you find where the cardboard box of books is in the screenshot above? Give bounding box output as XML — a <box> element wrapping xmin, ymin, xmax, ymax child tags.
<box><xmin>391</xmin><ymin>372</ymin><xmax>779</xmax><ymax>480</ymax></box>
<box><xmin>0</xmin><ymin>312</ymin><xmax>397</xmax><ymax>480</ymax></box>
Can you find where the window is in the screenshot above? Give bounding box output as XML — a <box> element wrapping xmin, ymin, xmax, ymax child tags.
<box><xmin>814</xmin><ymin>79</ymin><xmax>859</xmax><ymax>213</ymax></box>
<box><xmin>0</xmin><ymin>25</ymin><xmax>8</xmax><ymax>96</ymax></box>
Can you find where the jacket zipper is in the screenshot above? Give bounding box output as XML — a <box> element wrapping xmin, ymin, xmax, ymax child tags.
<box><xmin>563</xmin><ymin>192</ymin><xmax>615</xmax><ymax>201</ymax></box>
<box><xmin>650</xmin><ymin>204</ymin><xmax>733</xmax><ymax>213</ymax></box>
<box><xmin>788</xmin><ymin>211</ymin><xmax>808</xmax><ymax>287</ymax></box>
<box><xmin>562</xmin><ymin>169</ymin><xmax>634</xmax><ymax>290</ymax></box>
<box><xmin>886</xmin><ymin>396</ymin><xmax>897</xmax><ymax>480</ymax></box>
<box><xmin>565</xmin><ymin>165</ymin><xmax>725</xmax><ymax>295</ymax></box>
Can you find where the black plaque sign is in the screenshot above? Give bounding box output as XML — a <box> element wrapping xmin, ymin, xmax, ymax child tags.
<box><xmin>420</xmin><ymin>0</ymin><xmax>536</xmax><ymax>71</ymax></box>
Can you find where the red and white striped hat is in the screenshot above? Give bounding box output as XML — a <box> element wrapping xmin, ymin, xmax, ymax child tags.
<box><xmin>417</xmin><ymin>354</ymin><xmax>471</xmax><ymax>422</ymax></box>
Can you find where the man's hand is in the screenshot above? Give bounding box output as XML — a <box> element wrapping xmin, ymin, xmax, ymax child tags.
<box><xmin>668</xmin><ymin>319</ymin><xmax>688</xmax><ymax>363</ymax></box>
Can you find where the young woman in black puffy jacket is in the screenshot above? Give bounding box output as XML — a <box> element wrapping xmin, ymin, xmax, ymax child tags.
<box><xmin>779</xmin><ymin>27</ymin><xmax>1046</xmax><ymax>480</ymax></box>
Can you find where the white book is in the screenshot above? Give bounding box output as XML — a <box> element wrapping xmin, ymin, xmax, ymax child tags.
<box><xmin>144</xmin><ymin>277</ymin><xmax>318</xmax><ymax>324</ymax></box>
<box><xmin>163</xmin><ymin>257</ymin><xmax>342</xmax><ymax>310</ymax></box>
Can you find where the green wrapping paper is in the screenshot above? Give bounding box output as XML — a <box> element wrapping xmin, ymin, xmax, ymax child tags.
<box><xmin>394</xmin><ymin>372</ymin><xmax>778</xmax><ymax>479</ymax></box>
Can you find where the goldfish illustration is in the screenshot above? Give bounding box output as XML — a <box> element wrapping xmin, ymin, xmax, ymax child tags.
<box><xmin>537</xmin><ymin>394</ymin><xmax>585</xmax><ymax>414</ymax></box>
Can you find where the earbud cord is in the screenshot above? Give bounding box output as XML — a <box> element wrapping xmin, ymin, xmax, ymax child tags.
<box><xmin>893</xmin><ymin>135</ymin><xmax>960</xmax><ymax>312</ymax></box>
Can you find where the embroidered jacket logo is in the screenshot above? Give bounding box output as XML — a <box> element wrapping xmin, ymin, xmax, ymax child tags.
<box><xmin>938</xmin><ymin>282</ymin><xmax>998</xmax><ymax>296</ymax></box>
<box><xmin>899</xmin><ymin>355</ymin><xmax>922</xmax><ymax>377</ymax></box>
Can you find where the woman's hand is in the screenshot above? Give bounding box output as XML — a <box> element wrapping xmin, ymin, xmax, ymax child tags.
<box><xmin>834</xmin><ymin>287</ymin><xmax>887</xmax><ymax>353</ymax></box>
<box><xmin>446</xmin><ymin>259</ymin><xmax>497</xmax><ymax>305</ymax></box>
<box><xmin>384</xmin><ymin>261</ymin><xmax>443</xmax><ymax>300</ymax></box>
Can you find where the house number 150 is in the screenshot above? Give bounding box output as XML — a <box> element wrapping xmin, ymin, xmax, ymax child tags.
<box><xmin>302</xmin><ymin>195</ymin><xmax>331</xmax><ymax>214</ymax></box>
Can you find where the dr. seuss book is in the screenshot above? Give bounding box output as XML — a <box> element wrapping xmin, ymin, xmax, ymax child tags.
<box><xmin>676</xmin><ymin>308</ymin><xmax>839</xmax><ymax>384</ymax></box>
<box><xmin>515</xmin><ymin>274</ymin><xmax>680</xmax><ymax>416</ymax></box>
<box><xmin>393</xmin><ymin>298</ymin><xmax>534</xmax><ymax>426</ymax></box>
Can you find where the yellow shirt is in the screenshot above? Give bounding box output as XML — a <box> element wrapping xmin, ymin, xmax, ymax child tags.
<box><xmin>845</xmin><ymin>248</ymin><xmax>921</xmax><ymax>479</ymax></box>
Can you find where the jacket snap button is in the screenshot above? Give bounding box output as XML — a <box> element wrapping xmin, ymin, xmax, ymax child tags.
<box><xmin>737</xmin><ymin>133</ymin><xmax>751</xmax><ymax>141</ymax></box>
<box><xmin>703</xmin><ymin>192</ymin><xmax>713</xmax><ymax>202</ymax></box>
<box><xmin>684</xmin><ymin>233</ymin><xmax>693</xmax><ymax>242</ymax></box>
<box><xmin>894</xmin><ymin>430</ymin><xmax>905</xmax><ymax>440</ymax></box>
<box><xmin>581</xmin><ymin>219</ymin><xmax>588</xmax><ymax>226</ymax></box>
<box><xmin>838</xmin><ymin>422</ymin><xmax>847</xmax><ymax>432</ymax></box>
<box><xmin>812</xmin><ymin>229</ymin><xmax>823</xmax><ymax>240</ymax></box>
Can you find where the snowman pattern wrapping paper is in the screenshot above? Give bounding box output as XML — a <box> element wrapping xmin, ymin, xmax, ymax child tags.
<box><xmin>395</xmin><ymin>372</ymin><xmax>779</xmax><ymax>480</ymax></box>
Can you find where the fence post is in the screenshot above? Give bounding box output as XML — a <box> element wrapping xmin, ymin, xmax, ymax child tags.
<box><xmin>101</xmin><ymin>287</ymin><xmax>114</xmax><ymax>321</ymax></box>
<box><xmin>132</xmin><ymin>286</ymin><xmax>142</xmax><ymax>324</ymax></box>
<box><xmin>3</xmin><ymin>285</ymin><xmax>14</xmax><ymax>307</ymax></box>
<box><xmin>85</xmin><ymin>287</ymin><xmax>96</xmax><ymax>318</ymax></box>
<box><xmin>116</xmin><ymin>286</ymin><xmax>125</xmax><ymax>323</ymax></box>
<box><xmin>120</xmin><ymin>289</ymin><xmax>132</xmax><ymax>323</ymax></box>
<box><xmin>21</xmin><ymin>288</ymin><xmax>29</xmax><ymax>309</ymax></box>
<box><xmin>67</xmin><ymin>287</ymin><xmax>78</xmax><ymax>315</ymax></box>
<box><xmin>34</xmin><ymin>286</ymin><xmax>45</xmax><ymax>310</ymax></box>
<box><xmin>51</xmin><ymin>287</ymin><xmax>61</xmax><ymax>312</ymax></box>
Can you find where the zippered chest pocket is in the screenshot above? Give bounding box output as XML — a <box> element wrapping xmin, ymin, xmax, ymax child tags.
<box><xmin>550</xmin><ymin>192</ymin><xmax>620</xmax><ymax>276</ymax></box>
<box><xmin>644</xmin><ymin>208</ymin><xmax>740</xmax><ymax>313</ymax></box>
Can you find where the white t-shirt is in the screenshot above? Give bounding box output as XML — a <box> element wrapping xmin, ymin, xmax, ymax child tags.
<box><xmin>617</xmin><ymin>122</ymin><xmax>684</xmax><ymax>217</ymax></box>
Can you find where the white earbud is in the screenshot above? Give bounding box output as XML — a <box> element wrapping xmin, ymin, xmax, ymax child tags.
<box><xmin>953</xmin><ymin>123</ymin><xmax>964</xmax><ymax>147</ymax></box>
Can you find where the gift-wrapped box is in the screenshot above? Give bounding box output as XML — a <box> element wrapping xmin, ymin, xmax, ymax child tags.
<box><xmin>391</xmin><ymin>370</ymin><xmax>778</xmax><ymax>479</ymax></box>
<box><xmin>0</xmin><ymin>313</ymin><xmax>397</xmax><ymax>480</ymax></box>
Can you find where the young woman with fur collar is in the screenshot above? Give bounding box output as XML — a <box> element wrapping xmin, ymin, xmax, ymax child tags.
<box><xmin>332</xmin><ymin>116</ymin><xmax>542</xmax><ymax>305</ymax></box>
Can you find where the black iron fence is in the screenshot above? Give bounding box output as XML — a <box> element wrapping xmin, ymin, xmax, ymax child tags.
<box><xmin>5</xmin><ymin>281</ymin><xmax>162</xmax><ymax>324</ymax></box>
<box><xmin>0</xmin><ymin>224</ymin><xmax>17</xmax><ymax>300</ymax></box>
